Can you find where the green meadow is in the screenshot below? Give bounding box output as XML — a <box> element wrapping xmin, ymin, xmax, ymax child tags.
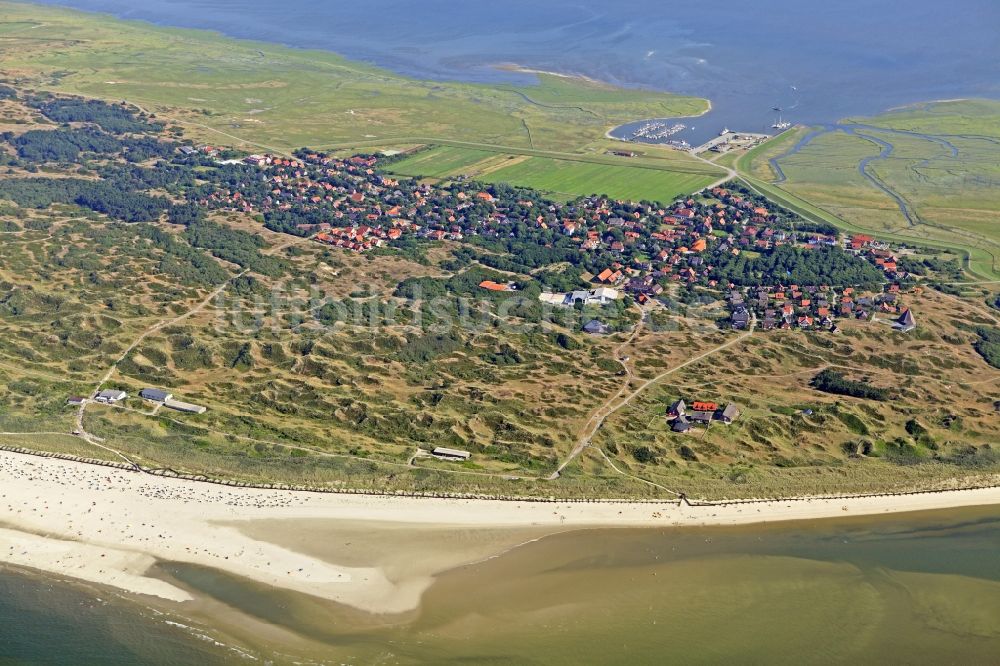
<box><xmin>741</xmin><ymin>100</ymin><xmax>1000</xmax><ymax>280</ymax></box>
<box><xmin>0</xmin><ymin>2</ymin><xmax>705</xmax><ymax>154</ymax></box>
<box><xmin>477</xmin><ymin>156</ymin><xmax>717</xmax><ymax>201</ymax></box>
<box><xmin>387</xmin><ymin>144</ymin><xmax>721</xmax><ymax>201</ymax></box>
<box><xmin>386</xmin><ymin>147</ymin><xmax>500</xmax><ymax>179</ymax></box>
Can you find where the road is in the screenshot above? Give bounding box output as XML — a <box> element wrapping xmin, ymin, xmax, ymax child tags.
<box><xmin>72</xmin><ymin>231</ymin><xmax>314</xmax><ymax>455</ymax></box>
<box><xmin>689</xmin><ymin>148</ymin><xmax>737</xmax><ymax>191</ymax></box>
<box><xmin>547</xmin><ymin>304</ymin><xmax>647</xmax><ymax>479</ymax></box>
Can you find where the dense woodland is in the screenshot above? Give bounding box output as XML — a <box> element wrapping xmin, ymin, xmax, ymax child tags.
<box><xmin>972</xmin><ymin>326</ymin><xmax>1000</xmax><ymax>369</ymax></box>
<box><xmin>811</xmin><ymin>369</ymin><xmax>890</xmax><ymax>401</ymax></box>
<box><xmin>713</xmin><ymin>244</ymin><xmax>885</xmax><ymax>288</ymax></box>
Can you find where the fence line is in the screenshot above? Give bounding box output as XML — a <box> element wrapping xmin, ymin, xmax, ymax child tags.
<box><xmin>0</xmin><ymin>444</ymin><xmax>997</xmax><ymax>506</ymax></box>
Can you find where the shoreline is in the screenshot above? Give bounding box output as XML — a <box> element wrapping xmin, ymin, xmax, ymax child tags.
<box><xmin>603</xmin><ymin>98</ymin><xmax>714</xmax><ymax>143</ymax></box>
<box><xmin>1</xmin><ymin>449</ymin><xmax>999</xmax><ymax>614</ymax></box>
<box><xmin>494</xmin><ymin>63</ymin><xmax>608</xmax><ymax>87</ymax></box>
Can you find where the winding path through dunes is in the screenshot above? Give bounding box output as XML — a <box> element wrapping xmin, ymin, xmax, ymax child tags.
<box><xmin>550</xmin><ymin>312</ymin><xmax>756</xmax><ymax>483</ymax></box>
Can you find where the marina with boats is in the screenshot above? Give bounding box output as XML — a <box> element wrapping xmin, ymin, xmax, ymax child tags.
<box><xmin>627</xmin><ymin>120</ymin><xmax>691</xmax><ymax>148</ymax></box>
<box><xmin>608</xmin><ymin>99</ymin><xmax>795</xmax><ymax>153</ymax></box>
<box><xmin>609</xmin><ymin>105</ymin><xmax>793</xmax><ymax>155</ymax></box>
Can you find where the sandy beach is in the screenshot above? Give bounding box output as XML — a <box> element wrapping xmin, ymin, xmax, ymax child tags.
<box><xmin>1</xmin><ymin>449</ymin><xmax>998</xmax><ymax>613</ymax></box>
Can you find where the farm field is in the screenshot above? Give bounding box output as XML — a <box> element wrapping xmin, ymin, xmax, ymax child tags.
<box><xmin>479</xmin><ymin>156</ymin><xmax>718</xmax><ymax>202</ymax></box>
<box><xmin>741</xmin><ymin>100</ymin><xmax>1000</xmax><ymax>280</ymax></box>
<box><xmin>386</xmin><ymin>146</ymin><xmax>501</xmax><ymax>179</ymax></box>
<box><xmin>387</xmin><ymin>144</ymin><xmax>722</xmax><ymax>201</ymax></box>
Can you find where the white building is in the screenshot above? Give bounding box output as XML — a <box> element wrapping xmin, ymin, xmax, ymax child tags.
<box><xmin>164</xmin><ymin>399</ymin><xmax>207</xmax><ymax>415</ymax></box>
<box><xmin>94</xmin><ymin>389</ymin><xmax>127</xmax><ymax>404</ymax></box>
<box><xmin>432</xmin><ymin>447</ymin><xmax>471</xmax><ymax>461</ymax></box>
<box><xmin>538</xmin><ymin>288</ymin><xmax>619</xmax><ymax>308</ymax></box>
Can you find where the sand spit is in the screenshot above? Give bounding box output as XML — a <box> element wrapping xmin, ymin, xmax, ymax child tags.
<box><xmin>1</xmin><ymin>450</ymin><xmax>998</xmax><ymax>613</ymax></box>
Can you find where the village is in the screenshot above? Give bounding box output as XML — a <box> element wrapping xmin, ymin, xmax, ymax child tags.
<box><xmin>196</xmin><ymin>150</ymin><xmax>920</xmax><ymax>338</ymax></box>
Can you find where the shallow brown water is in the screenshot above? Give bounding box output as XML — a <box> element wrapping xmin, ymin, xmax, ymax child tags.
<box><xmin>146</xmin><ymin>506</ymin><xmax>1000</xmax><ymax>664</ymax></box>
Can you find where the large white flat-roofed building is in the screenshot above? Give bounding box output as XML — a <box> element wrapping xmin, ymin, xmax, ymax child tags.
<box><xmin>164</xmin><ymin>399</ymin><xmax>207</xmax><ymax>415</ymax></box>
<box><xmin>432</xmin><ymin>447</ymin><xmax>471</xmax><ymax>461</ymax></box>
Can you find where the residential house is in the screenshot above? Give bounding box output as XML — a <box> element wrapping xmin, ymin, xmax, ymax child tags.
<box><xmin>94</xmin><ymin>389</ymin><xmax>127</xmax><ymax>404</ymax></box>
<box><xmin>718</xmin><ymin>403</ymin><xmax>741</xmax><ymax>423</ymax></box>
<box><xmin>690</xmin><ymin>411</ymin><xmax>714</xmax><ymax>425</ymax></box>
<box><xmin>667</xmin><ymin>399</ymin><xmax>687</xmax><ymax>419</ymax></box>
<box><xmin>582</xmin><ymin>320</ymin><xmax>611</xmax><ymax>335</ymax></box>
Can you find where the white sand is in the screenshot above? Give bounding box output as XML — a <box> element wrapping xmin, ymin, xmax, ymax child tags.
<box><xmin>1</xmin><ymin>450</ymin><xmax>997</xmax><ymax>613</ymax></box>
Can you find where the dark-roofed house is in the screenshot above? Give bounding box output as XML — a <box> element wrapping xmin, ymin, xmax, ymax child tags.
<box><xmin>719</xmin><ymin>403</ymin><xmax>741</xmax><ymax>423</ymax></box>
<box><xmin>582</xmin><ymin>319</ymin><xmax>611</xmax><ymax>335</ymax></box>
<box><xmin>731</xmin><ymin>307</ymin><xmax>750</xmax><ymax>330</ymax></box>
<box><xmin>690</xmin><ymin>411</ymin><xmax>714</xmax><ymax>425</ymax></box>
<box><xmin>667</xmin><ymin>399</ymin><xmax>687</xmax><ymax>419</ymax></box>
<box><xmin>140</xmin><ymin>388</ymin><xmax>173</xmax><ymax>403</ymax></box>
<box><xmin>894</xmin><ymin>308</ymin><xmax>916</xmax><ymax>333</ymax></box>
<box><xmin>671</xmin><ymin>416</ymin><xmax>691</xmax><ymax>433</ymax></box>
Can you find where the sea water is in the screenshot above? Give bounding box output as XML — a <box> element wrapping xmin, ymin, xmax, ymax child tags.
<box><xmin>30</xmin><ymin>0</ymin><xmax>1000</xmax><ymax>143</ymax></box>
<box><xmin>4</xmin><ymin>506</ymin><xmax>999</xmax><ymax>664</ymax></box>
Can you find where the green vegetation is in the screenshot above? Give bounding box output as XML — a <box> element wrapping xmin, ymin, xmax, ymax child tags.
<box><xmin>0</xmin><ymin>1</ymin><xmax>706</xmax><ymax>157</ymax></box>
<box><xmin>33</xmin><ymin>96</ymin><xmax>163</xmax><ymax>134</ymax></box>
<box><xmin>387</xmin><ymin>146</ymin><xmax>498</xmax><ymax>179</ymax></box>
<box><xmin>713</xmin><ymin>244</ymin><xmax>885</xmax><ymax>288</ymax></box>
<box><xmin>740</xmin><ymin>100</ymin><xmax>1000</xmax><ymax>280</ymax></box>
<box><xmin>972</xmin><ymin>327</ymin><xmax>1000</xmax><ymax>369</ymax></box>
<box><xmin>0</xmin><ymin>177</ymin><xmax>170</xmax><ymax>222</ymax></box>
<box><xmin>183</xmin><ymin>219</ymin><xmax>287</xmax><ymax>277</ymax></box>
<box><xmin>476</xmin><ymin>156</ymin><xmax>716</xmax><ymax>202</ymax></box>
<box><xmin>386</xmin><ymin>144</ymin><xmax>722</xmax><ymax>201</ymax></box>
<box><xmin>811</xmin><ymin>370</ymin><xmax>890</xmax><ymax>401</ymax></box>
